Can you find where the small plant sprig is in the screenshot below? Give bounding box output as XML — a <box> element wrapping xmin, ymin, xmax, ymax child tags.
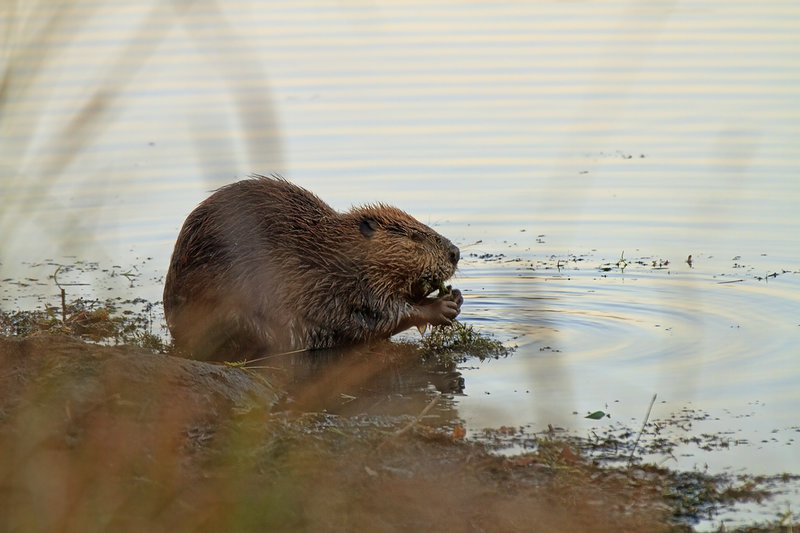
<box><xmin>419</xmin><ymin>320</ymin><xmax>511</xmax><ymax>364</ymax></box>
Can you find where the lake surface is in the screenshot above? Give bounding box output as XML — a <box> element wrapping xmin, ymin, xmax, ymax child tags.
<box><xmin>2</xmin><ymin>1</ymin><xmax>799</xmax><ymax>529</ymax></box>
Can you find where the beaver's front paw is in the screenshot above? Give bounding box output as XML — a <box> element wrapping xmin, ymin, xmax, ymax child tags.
<box><xmin>395</xmin><ymin>289</ymin><xmax>465</xmax><ymax>336</ymax></box>
<box><xmin>442</xmin><ymin>287</ymin><xmax>463</xmax><ymax>309</ymax></box>
<box><xmin>423</xmin><ymin>292</ymin><xmax>462</xmax><ymax>327</ymax></box>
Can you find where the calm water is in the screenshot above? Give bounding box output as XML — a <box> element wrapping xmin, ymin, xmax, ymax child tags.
<box><xmin>2</xmin><ymin>1</ymin><xmax>799</xmax><ymax>528</ymax></box>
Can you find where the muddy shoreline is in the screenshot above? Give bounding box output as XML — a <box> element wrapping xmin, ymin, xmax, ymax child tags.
<box><xmin>2</xmin><ymin>255</ymin><xmax>799</xmax><ymax>531</ymax></box>
<box><xmin>0</xmin><ymin>330</ymin><xmax>796</xmax><ymax>532</ymax></box>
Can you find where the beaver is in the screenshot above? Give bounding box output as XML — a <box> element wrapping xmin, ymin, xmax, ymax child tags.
<box><xmin>163</xmin><ymin>176</ymin><xmax>462</xmax><ymax>360</ymax></box>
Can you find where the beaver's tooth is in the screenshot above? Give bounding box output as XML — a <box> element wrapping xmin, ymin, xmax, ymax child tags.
<box><xmin>417</xmin><ymin>324</ymin><xmax>428</xmax><ymax>337</ymax></box>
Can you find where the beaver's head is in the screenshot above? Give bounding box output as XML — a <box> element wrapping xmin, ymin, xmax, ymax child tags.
<box><xmin>347</xmin><ymin>205</ymin><xmax>459</xmax><ymax>303</ymax></box>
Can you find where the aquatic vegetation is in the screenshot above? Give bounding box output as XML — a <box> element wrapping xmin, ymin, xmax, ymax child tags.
<box><xmin>418</xmin><ymin>319</ymin><xmax>512</xmax><ymax>365</ymax></box>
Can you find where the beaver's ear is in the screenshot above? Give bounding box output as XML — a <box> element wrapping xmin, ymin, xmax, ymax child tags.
<box><xmin>359</xmin><ymin>217</ymin><xmax>379</xmax><ymax>239</ymax></box>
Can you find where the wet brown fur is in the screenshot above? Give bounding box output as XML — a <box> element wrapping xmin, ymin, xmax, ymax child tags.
<box><xmin>163</xmin><ymin>176</ymin><xmax>461</xmax><ymax>360</ymax></box>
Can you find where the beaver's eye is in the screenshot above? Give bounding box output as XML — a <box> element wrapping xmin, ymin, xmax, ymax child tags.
<box><xmin>360</xmin><ymin>218</ymin><xmax>379</xmax><ymax>239</ymax></box>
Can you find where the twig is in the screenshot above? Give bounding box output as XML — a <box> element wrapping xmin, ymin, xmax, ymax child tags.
<box><xmin>217</xmin><ymin>348</ymin><xmax>310</xmax><ymax>368</ymax></box>
<box><xmin>53</xmin><ymin>265</ymin><xmax>67</xmax><ymax>323</ymax></box>
<box><xmin>242</xmin><ymin>348</ymin><xmax>309</xmax><ymax>364</ymax></box>
<box><xmin>628</xmin><ymin>393</ymin><xmax>657</xmax><ymax>467</ymax></box>
<box><xmin>378</xmin><ymin>394</ymin><xmax>440</xmax><ymax>450</ymax></box>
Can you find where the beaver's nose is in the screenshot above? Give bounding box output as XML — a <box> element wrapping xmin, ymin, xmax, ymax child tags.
<box><xmin>449</xmin><ymin>244</ymin><xmax>460</xmax><ymax>266</ymax></box>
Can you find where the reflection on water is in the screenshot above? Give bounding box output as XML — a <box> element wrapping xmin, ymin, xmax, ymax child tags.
<box><xmin>2</xmin><ymin>0</ymin><xmax>799</xmax><ymax>527</ymax></box>
<box><xmin>254</xmin><ymin>342</ymin><xmax>464</xmax><ymax>423</ymax></box>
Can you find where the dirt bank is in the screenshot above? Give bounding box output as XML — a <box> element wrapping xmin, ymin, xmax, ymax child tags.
<box><xmin>0</xmin><ymin>334</ymin><xmax>681</xmax><ymax>533</ymax></box>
